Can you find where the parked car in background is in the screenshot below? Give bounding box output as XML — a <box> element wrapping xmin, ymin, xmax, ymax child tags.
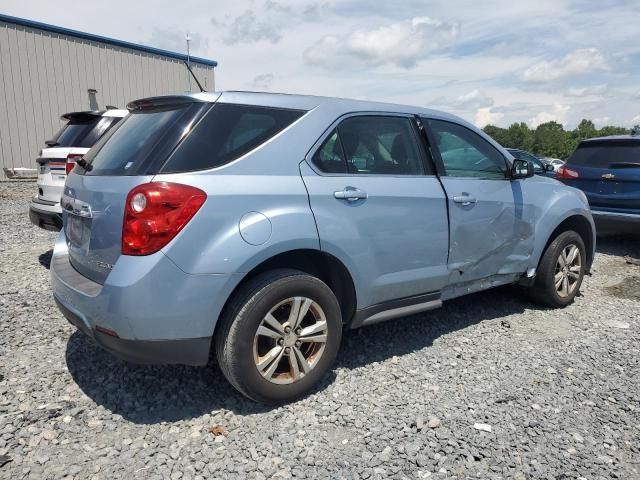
<box><xmin>51</xmin><ymin>92</ymin><xmax>595</xmax><ymax>403</ymax></box>
<box><xmin>506</xmin><ymin>148</ymin><xmax>555</xmax><ymax>176</ymax></box>
<box><xmin>556</xmin><ymin>135</ymin><xmax>640</xmax><ymax>229</ymax></box>
<box><xmin>29</xmin><ymin>109</ymin><xmax>128</xmax><ymax>231</ymax></box>
<box><xmin>542</xmin><ymin>157</ymin><xmax>565</xmax><ymax>171</ymax></box>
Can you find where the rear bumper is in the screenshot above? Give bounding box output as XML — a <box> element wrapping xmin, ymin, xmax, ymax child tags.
<box><xmin>29</xmin><ymin>197</ymin><xmax>62</xmax><ymax>231</ymax></box>
<box><xmin>54</xmin><ymin>295</ymin><xmax>211</xmax><ymax>365</ymax></box>
<box><xmin>50</xmin><ymin>231</ymin><xmax>242</xmax><ymax>366</ymax></box>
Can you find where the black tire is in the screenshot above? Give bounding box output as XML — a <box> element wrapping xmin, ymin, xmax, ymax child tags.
<box><xmin>529</xmin><ymin>230</ymin><xmax>586</xmax><ymax>308</ymax></box>
<box><xmin>215</xmin><ymin>269</ymin><xmax>342</xmax><ymax>404</ymax></box>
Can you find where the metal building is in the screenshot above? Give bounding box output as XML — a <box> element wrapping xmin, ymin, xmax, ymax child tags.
<box><xmin>0</xmin><ymin>13</ymin><xmax>217</xmax><ymax>177</ymax></box>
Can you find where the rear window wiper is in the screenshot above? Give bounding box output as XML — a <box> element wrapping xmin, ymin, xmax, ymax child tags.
<box><xmin>76</xmin><ymin>158</ymin><xmax>92</xmax><ymax>172</ymax></box>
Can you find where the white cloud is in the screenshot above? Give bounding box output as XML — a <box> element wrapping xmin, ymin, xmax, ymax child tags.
<box><xmin>566</xmin><ymin>85</ymin><xmax>607</xmax><ymax>97</ymax></box>
<box><xmin>632</xmin><ymin>115</ymin><xmax>640</xmax><ymax>124</ymax></box>
<box><xmin>304</xmin><ymin>16</ymin><xmax>459</xmax><ymax>68</ymax></box>
<box><xmin>592</xmin><ymin>116</ymin><xmax>610</xmax><ymax>126</ymax></box>
<box><xmin>222</xmin><ymin>10</ymin><xmax>281</xmax><ymax>44</ymax></box>
<box><xmin>252</xmin><ymin>73</ymin><xmax>275</xmax><ymax>89</ymax></box>
<box><xmin>454</xmin><ymin>90</ymin><xmax>494</xmax><ymax>110</ymax></box>
<box><xmin>475</xmin><ymin>107</ymin><xmax>503</xmax><ymax>127</ymax></box>
<box><xmin>529</xmin><ymin>103</ymin><xmax>570</xmax><ymax>127</ymax></box>
<box><xmin>523</xmin><ymin>48</ymin><xmax>609</xmax><ymax>83</ymax></box>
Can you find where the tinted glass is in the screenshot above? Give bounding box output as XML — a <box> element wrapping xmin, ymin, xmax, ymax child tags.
<box><xmin>47</xmin><ymin>116</ymin><xmax>123</xmax><ymax>148</ymax></box>
<box><xmin>428</xmin><ymin>119</ymin><xmax>507</xmax><ymax>178</ymax></box>
<box><xmin>337</xmin><ymin>116</ymin><xmax>425</xmax><ymax>175</ymax></box>
<box><xmin>80</xmin><ymin>116</ymin><xmax>122</xmax><ymax>147</ymax></box>
<box><xmin>83</xmin><ymin>103</ymin><xmax>203</xmax><ymax>176</ymax></box>
<box><xmin>48</xmin><ymin>119</ymin><xmax>96</xmax><ymax>147</ymax></box>
<box><xmin>312</xmin><ymin>130</ymin><xmax>347</xmax><ymax>173</ymax></box>
<box><xmin>161</xmin><ymin>104</ymin><xmax>305</xmax><ymax>173</ymax></box>
<box><xmin>568</xmin><ymin>141</ymin><xmax>640</xmax><ymax>168</ymax></box>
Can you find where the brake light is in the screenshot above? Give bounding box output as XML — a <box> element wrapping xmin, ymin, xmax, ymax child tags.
<box><xmin>122</xmin><ymin>182</ymin><xmax>206</xmax><ymax>256</ymax></box>
<box><xmin>66</xmin><ymin>153</ymin><xmax>84</xmax><ymax>174</ymax></box>
<box><xmin>556</xmin><ymin>165</ymin><xmax>579</xmax><ymax>179</ymax></box>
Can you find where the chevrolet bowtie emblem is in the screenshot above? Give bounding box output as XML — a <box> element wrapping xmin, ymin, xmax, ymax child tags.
<box><xmin>601</xmin><ymin>173</ymin><xmax>616</xmax><ymax>180</ymax></box>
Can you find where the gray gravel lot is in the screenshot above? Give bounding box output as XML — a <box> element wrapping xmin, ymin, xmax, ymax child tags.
<box><xmin>1</xmin><ymin>180</ymin><xmax>639</xmax><ymax>480</ymax></box>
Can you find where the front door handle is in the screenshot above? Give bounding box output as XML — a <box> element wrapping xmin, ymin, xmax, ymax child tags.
<box><xmin>453</xmin><ymin>194</ymin><xmax>477</xmax><ymax>206</ymax></box>
<box><xmin>334</xmin><ymin>187</ymin><xmax>368</xmax><ymax>202</ymax></box>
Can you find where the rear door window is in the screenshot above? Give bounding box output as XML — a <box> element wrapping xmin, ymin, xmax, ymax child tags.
<box><xmin>160</xmin><ymin>104</ymin><xmax>305</xmax><ymax>173</ymax></box>
<box><xmin>568</xmin><ymin>141</ymin><xmax>640</xmax><ymax>168</ymax></box>
<box><xmin>312</xmin><ymin>116</ymin><xmax>428</xmax><ymax>175</ymax></box>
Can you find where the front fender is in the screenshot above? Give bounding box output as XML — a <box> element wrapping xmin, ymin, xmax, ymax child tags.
<box><xmin>529</xmin><ymin>183</ymin><xmax>595</xmax><ymax>272</ymax></box>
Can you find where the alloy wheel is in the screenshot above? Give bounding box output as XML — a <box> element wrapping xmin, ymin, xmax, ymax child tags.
<box><xmin>253</xmin><ymin>297</ymin><xmax>328</xmax><ymax>384</ymax></box>
<box><xmin>554</xmin><ymin>243</ymin><xmax>582</xmax><ymax>298</ymax></box>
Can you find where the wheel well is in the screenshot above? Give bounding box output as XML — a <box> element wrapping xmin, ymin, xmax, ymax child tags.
<box><xmin>544</xmin><ymin>215</ymin><xmax>594</xmax><ymax>269</ymax></box>
<box><xmin>222</xmin><ymin>249</ymin><xmax>357</xmax><ymax>327</ymax></box>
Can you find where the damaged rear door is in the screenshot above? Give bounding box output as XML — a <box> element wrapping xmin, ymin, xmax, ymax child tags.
<box><xmin>424</xmin><ymin>118</ymin><xmax>533</xmax><ymax>283</ymax></box>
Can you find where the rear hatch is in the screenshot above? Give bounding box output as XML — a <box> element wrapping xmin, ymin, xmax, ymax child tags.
<box><xmin>561</xmin><ymin>139</ymin><xmax>640</xmax><ymax>212</ymax></box>
<box><xmin>37</xmin><ymin>112</ymin><xmax>123</xmax><ymax>203</ymax></box>
<box><xmin>64</xmin><ymin>93</ymin><xmax>307</xmax><ymax>284</ymax></box>
<box><xmin>63</xmin><ymin>97</ymin><xmax>214</xmax><ymax>284</ymax></box>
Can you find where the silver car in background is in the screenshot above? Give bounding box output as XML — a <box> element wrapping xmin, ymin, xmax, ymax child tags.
<box><xmin>51</xmin><ymin>92</ymin><xmax>595</xmax><ymax>403</ymax></box>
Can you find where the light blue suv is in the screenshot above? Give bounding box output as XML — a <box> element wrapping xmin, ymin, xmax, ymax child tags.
<box><xmin>51</xmin><ymin>92</ymin><xmax>595</xmax><ymax>403</ymax></box>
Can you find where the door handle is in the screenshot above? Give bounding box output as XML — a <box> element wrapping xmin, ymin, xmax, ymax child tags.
<box><xmin>334</xmin><ymin>187</ymin><xmax>367</xmax><ymax>202</ymax></box>
<box><xmin>453</xmin><ymin>194</ymin><xmax>477</xmax><ymax>206</ymax></box>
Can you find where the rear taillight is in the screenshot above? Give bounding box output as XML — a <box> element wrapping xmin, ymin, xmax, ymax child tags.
<box><xmin>556</xmin><ymin>165</ymin><xmax>579</xmax><ymax>179</ymax></box>
<box><xmin>122</xmin><ymin>182</ymin><xmax>206</xmax><ymax>256</ymax></box>
<box><xmin>66</xmin><ymin>153</ymin><xmax>84</xmax><ymax>174</ymax></box>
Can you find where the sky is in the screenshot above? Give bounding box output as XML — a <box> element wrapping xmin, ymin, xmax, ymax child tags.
<box><xmin>2</xmin><ymin>0</ymin><xmax>640</xmax><ymax>129</ymax></box>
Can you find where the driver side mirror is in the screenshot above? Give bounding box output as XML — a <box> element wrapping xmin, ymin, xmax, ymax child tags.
<box><xmin>511</xmin><ymin>159</ymin><xmax>534</xmax><ymax>179</ymax></box>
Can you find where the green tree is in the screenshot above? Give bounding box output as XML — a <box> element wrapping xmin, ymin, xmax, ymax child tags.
<box><xmin>483</xmin><ymin>119</ymin><xmax>632</xmax><ymax>160</ymax></box>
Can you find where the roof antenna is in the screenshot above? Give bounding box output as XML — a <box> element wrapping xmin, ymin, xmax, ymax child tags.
<box><xmin>186</xmin><ymin>33</ymin><xmax>192</xmax><ymax>91</ymax></box>
<box><xmin>183</xmin><ymin>60</ymin><xmax>206</xmax><ymax>92</ymax></box>
<box><xmin>183</xmin><ymin>33</ymin><xmax>205</xmax><ymax>93</ymax></box>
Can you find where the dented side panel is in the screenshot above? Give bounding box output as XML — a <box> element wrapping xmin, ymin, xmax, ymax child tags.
<box><xmin>440</xmin><ymin>177</ymin><xmax>536</xmax><ymax>284</ymax></box>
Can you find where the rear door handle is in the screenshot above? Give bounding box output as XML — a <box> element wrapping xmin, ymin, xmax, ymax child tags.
<box><xmin>334</xmin><ymin>187</ymin><xmax>367</xmax><ymax>202</ymax></box>
<box><xmin>453</xmin><ymin>194</ymin><xmax>477</xmax><ymax>206</ymax></box>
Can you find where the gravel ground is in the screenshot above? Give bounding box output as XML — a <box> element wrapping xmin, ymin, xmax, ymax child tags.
<box><xmin>1</xmin><ymin>180</ymin><xmax>639</xmax><ymax>480</ymax></box>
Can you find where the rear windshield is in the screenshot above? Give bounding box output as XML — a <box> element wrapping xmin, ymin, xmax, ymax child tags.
<box><xmin>568</xmin><ymin>141</ymin><xmax>640</xmax><ymax>168</ymax></box>
<box><xmin>160</xmin><ymin>103</ymin><xmax>305</xmax><ymax>173</ymax></box>
<box><xmin>81</xmin><ymin>102</ymin><xmax>305</xmax><ymax>176</ymax></box>
<box><xmin>82</xmin><ymin>103</ymin><xmax>204</xmax><ymax>176</ymax></box>
<box><xmin>47</xmin><ymin>116</ymin><xmax>122</xmax><ymax>148</ymax></box>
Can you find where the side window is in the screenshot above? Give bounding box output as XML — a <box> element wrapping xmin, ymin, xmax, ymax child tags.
<box><xmin>338</xmin><ymin>116</ymin><xmax>425</xmax><ymax>175</ymax></box>
<box><xmin>312</xmin><ymin>130</ymin><xmax>347</xmax><ymax>173</ymax></box>
<box><xmin>427</xmin><ymin>119</ymin><xmax>507</xmax><ymax>179</ymax></box>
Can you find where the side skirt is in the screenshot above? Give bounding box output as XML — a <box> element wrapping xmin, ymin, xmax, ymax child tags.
<box><xmin>349</xmin><ymin>292</ymin><xmax>442</xmax><ymax>329</ymax></box>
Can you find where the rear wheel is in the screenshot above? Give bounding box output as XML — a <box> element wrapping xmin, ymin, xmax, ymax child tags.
<box><xmin>529</xmin><ymin>230</ymin><xmax>586</xmax><ymax>308</ymax></box>
<box><xmin>215</xmin><ymin>269</ymin><xmax>342</xmax><ymax>404</ymax></box>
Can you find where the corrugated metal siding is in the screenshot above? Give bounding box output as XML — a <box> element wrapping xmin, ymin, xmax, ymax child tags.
<box><xmin>0</xmin><ymin>21</ymin><xmax>215</xmax><ymax>176</ymax></box>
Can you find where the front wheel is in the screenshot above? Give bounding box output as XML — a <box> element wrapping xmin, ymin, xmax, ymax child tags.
<box><xmin>529</xmin><ymin>230</ymin><xmax>586</xmax><ymax>308</ymax></box>
<box><xmin>215</xmin><ymin>269</ymin><xmax>342</xmax><ymax>404</ymax></box>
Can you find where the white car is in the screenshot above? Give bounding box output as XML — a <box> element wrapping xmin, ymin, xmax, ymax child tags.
<box><xmin>29</xmin><ymin>109</ymin><xmax>127</xmax><ymax>230</ymax></box>
<box><xmin>541</xmin><ymin>157</ymin><xmax>565</xmax><ymax>172</ymax></box>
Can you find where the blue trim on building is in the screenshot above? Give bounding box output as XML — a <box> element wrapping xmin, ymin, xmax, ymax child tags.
<box><xmin>0</xmin><ymin>13</ymin><xmax>217</xmax><ymax>67</ymax></box>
